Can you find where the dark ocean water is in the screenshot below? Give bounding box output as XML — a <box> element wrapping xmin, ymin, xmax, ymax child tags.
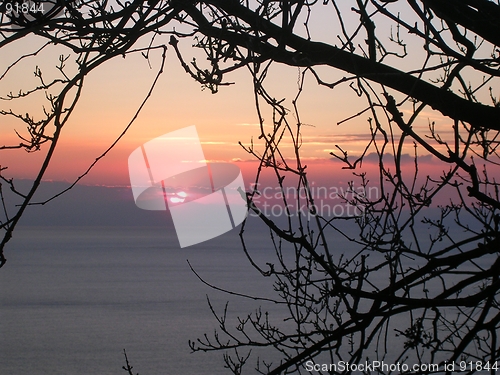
<box><xmin>1</xmin><ymin>221</ymin><xmax>492</xmax><ymax>374</ymax></box>
<box><xmin>0</xmin><ymin>226</ymin><xmax>282</xmax><ymax>375</ymax></box>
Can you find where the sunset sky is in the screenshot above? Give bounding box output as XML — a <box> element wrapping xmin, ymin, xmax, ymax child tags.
<box><xmin>0</xmin><ymin>16</ymin><xmax>457</xmax><ymax>196</ymax></box>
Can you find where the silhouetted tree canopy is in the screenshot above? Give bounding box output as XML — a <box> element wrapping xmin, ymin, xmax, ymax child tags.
<box><xmin>1</xmin><ymin>1</ymin><xmax>500</xmax><ymax>374</ymax></box>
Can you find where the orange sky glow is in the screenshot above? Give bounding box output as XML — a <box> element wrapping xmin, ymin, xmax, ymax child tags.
<box><xmin>1</xmin><ymin>34</ymin><xmax>463</xmax><ymax>197</ymax></box>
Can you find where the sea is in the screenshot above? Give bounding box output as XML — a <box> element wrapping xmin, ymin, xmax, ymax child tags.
<box><xmin>0</xmin><ymin>220</ymin><xmax>490</xmax><ymax>374</ymax></box>
<box><xmin>0</xmin><ymin>225</ymin><xmax>283</xmax><ymax>375</ymax></box>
